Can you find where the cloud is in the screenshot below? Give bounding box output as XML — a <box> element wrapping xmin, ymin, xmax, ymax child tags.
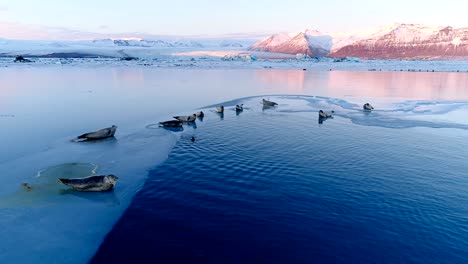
<box><xmin>0</xmin><ymin>21</ymin><xmax>160</xmax><ymax>40</ymax></box>
<box><xmin>0</xmin><ymin>21</ymin><xmax>267</xmax><ymax>41</ymax></box>
<box><xmin>0</xmin><ymin>21</ymin><xmax>101</xmax><ymax>40</ymax></box>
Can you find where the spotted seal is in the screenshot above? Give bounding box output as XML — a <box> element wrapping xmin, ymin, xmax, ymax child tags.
<box><xmin>58</xmin><ymin>175</ymin><xmax>118</xmax><ymax>192</ymax></box>
<box><xmin>75</xmin><ymin>125</ymin><xmax>117</xmax><ymax>141</ymax></box>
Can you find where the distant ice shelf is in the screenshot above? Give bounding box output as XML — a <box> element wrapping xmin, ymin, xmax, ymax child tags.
<box><xmin>1</xmin><ymin>56</ymin><xmax>467</xmax><ymax>73</ymax></box>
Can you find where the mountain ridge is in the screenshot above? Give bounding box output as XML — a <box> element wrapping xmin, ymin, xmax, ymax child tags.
<box><xmin>249</xmin><ymin>23</ymin><xmax>468</xmax><ymax>59</ymax></box>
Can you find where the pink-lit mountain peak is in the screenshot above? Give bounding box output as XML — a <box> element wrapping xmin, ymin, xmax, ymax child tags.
<box><xmin>249</xmin><ymin>23</ymin><xmax>468</xmax><ymax>59</ymax></box>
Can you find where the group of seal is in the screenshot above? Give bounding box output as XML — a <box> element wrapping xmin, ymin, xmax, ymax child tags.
<box><xmin>318</xmin><ymin>103</ymin><xmax>375</xmax><ymax>123</ymax></box>
<box><xmin>160</xmin><ymin>99</ymin><xmax>374</xmax><ymax>127</ymax></box>
<box><xmin>23</xmin><ymin>126</ymin><xmax>122</xmax><ymax>193</ymax></box>
<box><xmin>159</xmin><ymin>99</ymin><xmax>278</xmax><ymax>127</ymax></box>
<box><xmin>14</xmin><ymin>56</ymin><xmax>33</xmax><ymax>63</ymax></box>
<box><xmin>159</xmin><ymin>111</ymin><xmax>204</xmax><ymax>127</ymax></box>
<box><xmin>159</xmin><ymin>99</ymin><xmax>275</xmax><ymax>128</ymax></box>
<box><xmin>46</xmin><ymin>99</ymin><xmax>374</xmax><ymax>193</ymax></box>
<box><xmin>174</xmin><ymin>114</ymin><xmax>197</xmax><ymax>122</ymax></box>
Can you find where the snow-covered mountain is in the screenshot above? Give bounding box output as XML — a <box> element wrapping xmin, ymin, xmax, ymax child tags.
<box><xmin>2</xmin><ymin>23</ymin><xmax>467</xmax><ymax>60</ymax></box>
<box><xmin>249</xmin><ymin>31</ymin><xmax>331</xmax><ymax>57</ymax></box>
<box><xmin>330</xmin><ymin>24</ymin><xmax>468</xmax><ymax>59</ymax></box>
<box><xmin>248</xmin><ymin>32</ymin><xmax>293</xmax><ymax>52</ymax></box>
<box><xmin>249</xmin><ymin>23</ymin><xmax>468</xmax><ymax>59</ymax></box>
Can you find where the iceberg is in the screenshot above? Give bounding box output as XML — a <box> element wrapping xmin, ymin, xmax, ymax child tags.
<box><xmin>333</xmin><ymin>57</ymin><xmax>361</xmax><ymax>62</ymax></box>
<box><xmin>296</xmin><ymin>53</ymin><xmax>312</xmax><ymax>60</ymax></box>
<box><xmin>221</xmin><ymin>53</ymin><xmax>254</xmax><ymax>61</ymax></box>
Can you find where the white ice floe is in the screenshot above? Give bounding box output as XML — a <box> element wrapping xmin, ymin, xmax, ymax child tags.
<box><xmin>0</xmin><ymin>127</ymin><xmax>179</xmax><ymax>264</ymax></box>
<box><xmin>210</xmin><ymin>95</ymin><xmax>468</xmax><ymax>131</ymax></box>
<box><xmin>221</xmin><ymin>53</ymin><xmax>256</xmax><ymax>61</ymax></box>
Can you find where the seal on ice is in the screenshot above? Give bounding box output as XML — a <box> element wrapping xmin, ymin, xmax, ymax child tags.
<box><xmin>58</xmin><ymin>175</ymin><xmax>119</xmax><ymax>192</ymax></box>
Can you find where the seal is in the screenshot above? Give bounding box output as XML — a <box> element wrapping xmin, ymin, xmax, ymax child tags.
<box><xmin>75</xmin><ymin>125</ymin><xmax>117</xmax><ymax>141</ymax></box>
<box><xmin>363</xmin><ymin>103</ymin><xmax>374</xmax><ymax>111</ymax></box>
<box><xmin>21</xmin><ymin>183</ymin><xmax>33</xmax><ymax>192</ymax></box>
<box><xmin>14</xmin><ymin>56</ymin><xmax>33</xmax><ymax>63</ymax></box>
<box><xmin>215</xmin><ymin>106</ymin><xmax>224</xmax><ymax>113</ymax></box>
<box><xmin>262</xmin><ymin>99</ymin><xmax>278</xmax><ymax>107</ymax></box>
<box><xmin>159</xmin><ymin>120</ymin><xmax>183</xmax><ymax>127</ymax></box>
<box><xmin>319</xmin><ymin>110</ymin><xmax>334</xmax><ymax>118</ymax></box>
<box><xmin>58</xmin><ymin>175</ymin><xmax>119</xmax><ymax>192</ymax></box>
<box><xmin>173</xmin><ymin>114</ymin><xmax>196</xmax><ymax>122</ymax></box>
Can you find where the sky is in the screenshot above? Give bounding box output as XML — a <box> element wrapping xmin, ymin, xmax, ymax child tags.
<box><xmin>0</xmin><ymin>0</ymin><xmax>467</xmax><ymax>40</ymax></box>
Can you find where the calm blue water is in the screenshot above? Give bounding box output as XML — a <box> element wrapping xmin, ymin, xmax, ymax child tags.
<box><xmin>2</xmin><ymin>68</ymin><xmax>468</xmax><ymax>263</ymax></box>
<box><xmin>92</xmin><ymin>97</ymin><xmax>468</xmax><ymax>263</ymax></box>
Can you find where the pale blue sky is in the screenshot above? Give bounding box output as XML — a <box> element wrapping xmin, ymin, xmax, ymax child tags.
<box><xmin>0</xmin><ymin>0</ymin><xmax>467</xmax><ymax>38</ymax></box>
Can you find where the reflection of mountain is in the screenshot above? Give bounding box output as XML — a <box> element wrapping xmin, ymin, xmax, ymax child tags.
<box><xmin>254</xmin><ymin>70</ymin><xmax>306</xmax><ymax>92</ymax></box>
<box><xmin>250</xmin><ymin>24</ymin><xmax>468</xmax><ymax>59</ymax></box>
<box><xmin>254</xmin><ymin>70</ymin><xmax>468</xmax><ymax>100</ymax></box>
<box><xmin>324</xmin><ymin>71</ymin><xmax>468</xmax><ymax>99</ymax></box>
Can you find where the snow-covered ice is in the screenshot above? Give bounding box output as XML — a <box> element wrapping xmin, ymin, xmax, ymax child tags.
<box><xmin>0</xmin><ymin>127</ymin><xmax>178</xmax><ymax>263</ymax></box>
<box><xmin>1</xmin><ymin>56</ymin><xmax>467</xmax><ymax>72</ymax></box>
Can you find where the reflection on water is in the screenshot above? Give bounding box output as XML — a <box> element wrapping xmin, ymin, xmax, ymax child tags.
<box><xmin>326</xmin><ymin>71</ymin><xmax>468</xmax><ymax>99</ymax></box>
<box><xmin>93</xmin><ymin>98</ymin><xmax>468</xmax><ymax>264</ymax></box>
<box><xmin>254</xmin><ymin>70</ymin><xmax>468</xmax><ymax>100</ymax></box>
<box><xmin>318</xmin><ymin>116</ymin><xmax>332</xmax><ymax>124</ymax></box>
<box><xmin>254</xmin><ymin>70</ymin><xmax>306</xmax><ymax>92</ymax></box>
<box><xmin>0</xmin><ymin>65</ymin><xmax>467</xmax><ymax>264</ymax></box>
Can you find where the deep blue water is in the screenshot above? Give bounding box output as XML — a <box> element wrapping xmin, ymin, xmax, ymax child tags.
<box><xmin>91</xmin><ymin>100</ymin><xmax>468</xmax><ymax>263</ymax></box>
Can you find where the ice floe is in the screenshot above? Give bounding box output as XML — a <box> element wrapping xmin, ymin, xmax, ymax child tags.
<box><xmin>0</xmin><ymin>127</ymin><xmax>179</xmax><ymax>263</ymax></box>
<box><xmin>208</xmin><ymin>95</ymin><xmax>468</xmax><ymax>131</ymax></box>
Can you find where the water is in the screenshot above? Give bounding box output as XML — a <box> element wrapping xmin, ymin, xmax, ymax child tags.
<box><xmin>2</xmin><ymin>68</ymin><xmax>467</xmax><ymax>162</ymax></box>
<box><xmin>91</xmin><ymin>97</ymin><xmax>468</xmax><ymax>263</ymax></box>
<box><xmin>1</xmin><ymin>67</ymin><xmax>468</xmax><ymax>263</ymax></box>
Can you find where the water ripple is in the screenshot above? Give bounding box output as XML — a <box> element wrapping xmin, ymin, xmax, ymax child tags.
<box><xmin>94</xmin><ymin>96</ymin><xmax>468</xmax><ymax>263</ymax></box>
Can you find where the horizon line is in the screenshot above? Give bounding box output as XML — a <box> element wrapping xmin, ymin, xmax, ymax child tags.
<box><xmin>1</xmin><ymin>21</ymin><xmax>467</xmax><ymax>42</ymax></box>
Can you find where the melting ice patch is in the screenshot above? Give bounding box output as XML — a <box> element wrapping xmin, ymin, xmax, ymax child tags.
<box><xmin>388</xmin><ymin>101</ymin><xmax>468</xmax><ymax>125</ymax></box>
<box><xmin>0</xmin><ymin>163</ymin><xmax>100</xmax><ymax>208</ymax></box>
<box><xmin>0</xmin><ymin>127</ymin><xmax>179</xmax><ymax>264</ymax></box>
<box><xmin>212</xmin><ymin>95</ymin><xmax>468</xmax><ymax>131</ymax></box>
